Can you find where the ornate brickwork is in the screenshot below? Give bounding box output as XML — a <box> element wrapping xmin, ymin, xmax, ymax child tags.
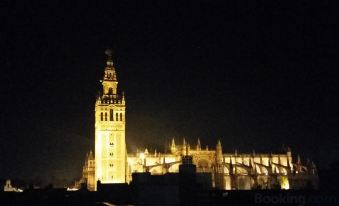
<box><xmin>94</xmin><ymin>52</ymin><xmax>126</xmax><ymax>189</ymax></box>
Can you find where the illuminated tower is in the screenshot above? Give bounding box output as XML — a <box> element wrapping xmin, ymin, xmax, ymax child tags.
<box><xmin>95</xmin><ymin>50</ymin><xmax>126</xmax><ymax>188</ymax></box>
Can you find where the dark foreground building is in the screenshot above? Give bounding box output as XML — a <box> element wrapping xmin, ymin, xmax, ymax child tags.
<box><xmin>3</xmin><ymin>155</ymin><xmax>334</xmax><ymax>206</ymax></box>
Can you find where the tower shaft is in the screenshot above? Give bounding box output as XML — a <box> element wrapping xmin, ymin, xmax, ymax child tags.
<box><xmin>95</xmin><ymin>53</ymin><xmax>126</xmax><ymax>189</ymax></box>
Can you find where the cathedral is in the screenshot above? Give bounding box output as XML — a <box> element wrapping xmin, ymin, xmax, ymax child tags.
<box><xmin>81</xmin><ymin>52</ymin><xmax>318</xmax><ymax>191</ymax></box>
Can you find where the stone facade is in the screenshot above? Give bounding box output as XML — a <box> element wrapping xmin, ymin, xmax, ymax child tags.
<box><xmin>94</xmin><ymin>52</ymin><xmax>126</xmax><ymax>190</ymax></box>
<box><xmin>82</xmin><ymin>151</ymin><xmax>95</xmax><ymax>191</ymax></box>
<box><xmin>126</xmin><ymin>139</ymin><xmax>318</xmax><ymax>190</ymax></box>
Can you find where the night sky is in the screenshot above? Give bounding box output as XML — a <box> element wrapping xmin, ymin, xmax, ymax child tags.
<box><xmin>1</xmin><ymin>1</ymin><xmax>338</xmax><ymax>186</ymax></box>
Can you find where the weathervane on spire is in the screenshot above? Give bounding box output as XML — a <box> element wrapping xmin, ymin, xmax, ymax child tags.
<box><xmin>105</xmin><ymin>48</ymin><xmax>113</xmax><ymax>57</ymax></box>
<box><xmin>105</xmin><ymin>49</ymin><xmax>114</xmax><ymax>66</ymax></box>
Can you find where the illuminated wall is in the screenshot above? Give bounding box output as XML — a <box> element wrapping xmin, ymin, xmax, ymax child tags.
<box><xmin>95</xmin><ymin>54</ymin><xmax>126</xmax><ymax>189</ymax></box>
<box><xmin>82</xmin><ymin>151</ymin><xmax>95</xmax><ymax>191</ymax></box>
<box><xmin>125</xmin><ymin>140</ymin><xmax>299</xmax><ymax>190</ymax></box>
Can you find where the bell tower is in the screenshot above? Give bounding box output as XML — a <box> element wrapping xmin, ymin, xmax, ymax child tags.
<box><xmin>95</xmin><ymin>50</ymin><xmax>126</xmax><ymax>189</ymax></box>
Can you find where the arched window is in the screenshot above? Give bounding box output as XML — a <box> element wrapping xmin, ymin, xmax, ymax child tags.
<box><xmin>100</xmin><ymin>112</ymin><xmax>103</xmax><ymax>121</ymax></box>
<box><xmin>116</xmin><ymin>113</ymin><xmax>119</xmax><ymax>121</ymax></box>
<box><xmin>105</xmin><ymin>113</ymin><xmax>107</xmax><ymax>121</ymax></box>
<box><xmin>120</xmin><ymin>113</ymin><xmax>123</xmax><ymax>121</ymax></box>
<box><xmin>110</xmin><ymin>109</ymin><xmax>113</xmax><ymax>121</ymax></box>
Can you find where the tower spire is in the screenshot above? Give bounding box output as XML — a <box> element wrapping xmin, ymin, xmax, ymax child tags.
<box><xmin>122</xmin><ymin>91</ymin><xmax>125</xmax><ymax>104</ymax></box>
<box><xmin>170</xmin><ymin>138</ymin><xmax>177</xmax><ymax>154</ymax></box>
<box><xmin>183</xmin><ymin>138</ymin><xmax>186</xmax><ymax>146</ymax></box>
<box><xmin>102</xmin><ymin>49</ymin><xmax>118</xmax><ymax>95</ymax></box>
<box><xmin>196</xmin><ymin>138</ymin><xmax>201</xmax><ymax>150</ymax></box>
<box><xmin>217</xmin><ymin>139</ymin><xmax>222</xmax><ymax>147</ymax></box>
<box><xmin>105</xmin><ymin>48</ymin><xmax>114</xmax><ymax>66</ymax></box>
<box><xmin>216</xmin><ymin>139</ymin><xmax>223</xmax><ymax>164</ymax></box>
<box><xmin>182</xmin><ymin>138</ymin><xmax>188</xmax><ymax>154</ymax></box>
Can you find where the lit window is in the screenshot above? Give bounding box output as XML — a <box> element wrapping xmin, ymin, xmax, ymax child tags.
<box><xmin>110</xmin><ymin>109</ymin><xmax>113</xmax><ymax>121</ymax></box>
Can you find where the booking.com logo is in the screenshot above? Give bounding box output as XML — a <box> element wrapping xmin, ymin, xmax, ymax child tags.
<box><xmin>254</xmin><ymin>193</ymin><xmax>337</xmax><ymax>206</ymax></box>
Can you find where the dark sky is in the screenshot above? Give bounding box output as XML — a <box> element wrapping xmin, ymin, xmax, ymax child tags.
<box><xmin>1</xmin><ymin>1</ymin><xmax>338</xmax><ymax>185</ymax></box>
